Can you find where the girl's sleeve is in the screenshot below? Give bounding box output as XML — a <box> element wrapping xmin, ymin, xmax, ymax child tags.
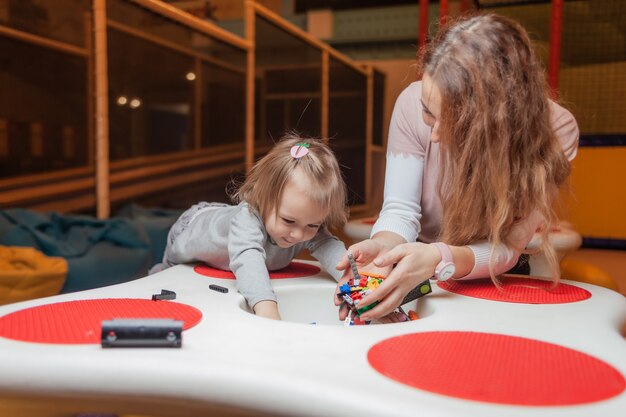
<box><xmin>461</xmin><ymin>101</ymin><xmax>580</xmax><ymax>279</ymax></box>
<box><xmin>306</xmin><ymin>227</ymin><xmax>347</xmax><ymax>281</ymax></box>
<box><xmin>228</xmin><ymin>206</ymin><xmax>276</xmax><ymax>308</ymax></box>
<box><xmin>371</xmin><ymin>82</ymin><xmax>426</xmax><ymax>243</ymax></box>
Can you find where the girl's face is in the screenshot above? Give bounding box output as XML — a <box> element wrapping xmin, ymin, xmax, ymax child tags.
<box><xmin>420</xmin><ymin>73</ymin><xmax>443</xmax><ymax>143</ymax></box>
<box><xmin>264</xmin><ymin>172</ymin><xmax>328</xmax><ymax>249</ymax></box>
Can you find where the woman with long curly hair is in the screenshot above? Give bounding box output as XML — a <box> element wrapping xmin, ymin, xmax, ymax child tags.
<box><xmin>336</xmin><ymin>14</ymin><xmax>579</xmax><ymax>321</ymax></box>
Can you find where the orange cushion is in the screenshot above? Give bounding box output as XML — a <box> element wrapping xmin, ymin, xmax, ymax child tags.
<box><xmin>560</xmin><ymin>257</ymin><xmax>619</xmax><ymax>292</ymax></box>
<box><xmin>0</xmin><ymin>246</ymin><xmax>67</xmax><ymax>305</ymax></box>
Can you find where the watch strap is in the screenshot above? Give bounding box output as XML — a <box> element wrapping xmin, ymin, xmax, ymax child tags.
<box><xmin>433</xmin><ymin>242</ymin><xmax>453</xmax><ymax>263</ymax></box>
<box><xmin>433</xmin><ymin>242</ymin><xmax>455</xmax><ymax>281</ymax></box>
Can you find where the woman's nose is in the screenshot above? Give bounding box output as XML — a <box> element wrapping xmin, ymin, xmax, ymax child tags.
<box><xmin>430</xmin><ymin>123</ymin><xmax>440</xmax><ymax>143</ymax></box>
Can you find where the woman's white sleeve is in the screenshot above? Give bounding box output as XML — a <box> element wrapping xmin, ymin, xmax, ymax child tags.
<box><xmin>371</xmin><ymin>83</ymin><xmax>426</xmax><ymax>244</ymax></box>
<box><xmin>371</xmin><ymin>153</ymin><xmax>424</xmax><ymax>243</ymax></box>
<box><xmin>460</xmin><ymin>242</ymin><xmax>519</xmax><ymax>280</ymax></box>
<box><xmin>461</xmin><ymin>210</ymin><xmax>544</xmax><ymax>279</ymax></box>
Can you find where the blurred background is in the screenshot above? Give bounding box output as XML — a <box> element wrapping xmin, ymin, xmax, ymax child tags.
<box><xmin>1</xmin><ymin>0</ymin><xmax>625</xmax><ymax>298</ymax></box>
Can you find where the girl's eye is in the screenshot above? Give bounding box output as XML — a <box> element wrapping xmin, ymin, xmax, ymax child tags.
<box><xmin>282</xmin><ymin>218</ymin><xmax>294</xmax><ymax>224</ymax></box>
<box><xmin>308</xmin><ymin>224</ymin><xmax>321</xmax><ymax>229</ymax></box>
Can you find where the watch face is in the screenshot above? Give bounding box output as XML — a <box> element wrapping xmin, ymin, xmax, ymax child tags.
<box><xmin>438</xmin><ymin>263</ymin><xmax>455</xmax><ymax>281</ymax></box>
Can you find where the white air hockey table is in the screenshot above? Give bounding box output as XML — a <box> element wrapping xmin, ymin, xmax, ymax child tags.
<box><xmin>0</xmin><ymin>261</ymin><xmax>625</xmax><ymax>417</ymax></box>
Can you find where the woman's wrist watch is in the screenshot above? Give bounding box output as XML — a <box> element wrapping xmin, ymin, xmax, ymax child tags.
<box><xmin>432</xmin><ymin>242</ymin><xmax>455</xmax><ymax>281</ymax></box>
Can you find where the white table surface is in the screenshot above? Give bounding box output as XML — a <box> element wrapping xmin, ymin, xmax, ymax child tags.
<box><xmin>1</xmin><ymin>262</ymin><xmax>625</xmax><ymax>417</ymax></box>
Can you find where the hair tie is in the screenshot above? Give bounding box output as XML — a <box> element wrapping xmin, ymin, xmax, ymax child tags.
<box><xmin>290</xmin><ymin>142</ymin><xmax>310</xmax><ymax>159</ymax></box>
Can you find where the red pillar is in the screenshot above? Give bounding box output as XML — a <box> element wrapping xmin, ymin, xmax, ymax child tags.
<box><xmin>440</xmin><ymin>0</ymin><xmax>449</xmax><ymax>24</ymax></box>
<box><xmin>548</xmin><ymin>0</ymin><xmax>563</xmax><ymax>98</ymax></box>
<box><xmin>419</xmin><ymin>0</ymin><xmax>429</xmax><ymax>51</ymax></box>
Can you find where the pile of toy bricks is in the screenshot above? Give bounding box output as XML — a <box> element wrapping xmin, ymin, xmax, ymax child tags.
<box><xmin>338</xmin><ymin>271</ymin><xmax>428</xmax><ymax>326</ymax></box>
<box><xmin>338</xmin><ymin>272</ymin><xmax>384</xmax><ymax>317</ymax></box>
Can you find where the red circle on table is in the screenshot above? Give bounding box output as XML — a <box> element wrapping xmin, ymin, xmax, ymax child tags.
<box><xmin>0</xmin><ymin>298</ymin><xmax>202</xmax><ymax>344</ymax></box>
<box><xmin>437</xmin><ymin>276</ymin><xmax>591</xmax><ymax>304</ymax></box>
<box><xmin>368</xmin><ymin>331</ymin><xmax>625</xmax><ymax>406</ymax></box>
<box><xmin>194</xmin><ymin>261</ymin><xmax>320</xmax><ymax>279</ymax></box>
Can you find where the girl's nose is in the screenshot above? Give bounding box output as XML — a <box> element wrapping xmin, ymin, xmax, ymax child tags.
<box><xmin>290</xmin><ymin>228</ymin><xmax>303</xmax><ymax>241</ymax></box>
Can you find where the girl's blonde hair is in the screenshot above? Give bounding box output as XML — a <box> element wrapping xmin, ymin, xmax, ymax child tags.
<box><xmin>419</xmin><ymin>14</ymin><xmax>571</xmax><ymax>282</ymax></box>
<box><xmin>232</xmin><ymin>133</ymin><xmax>348</xmax><ymax>230</ymax></box>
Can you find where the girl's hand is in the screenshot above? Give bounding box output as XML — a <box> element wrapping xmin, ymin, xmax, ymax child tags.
<box><xmin>357</xmin><ymin>242</ymin><xmax>441</xmax><ymax>321</ymax></box>
<box><xmin>253</xmin><ymin>300</ymin><xmax>281</xmax><ymax>320</ymax></box>
<box><xmin>334</xmin><ymin>274</ymin><xmax>354</xmax><ymax>320</ymax></box>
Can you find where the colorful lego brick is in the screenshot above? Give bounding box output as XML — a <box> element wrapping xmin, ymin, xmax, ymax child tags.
<box><xmin>348</xmin><ymin>253</ymin><xmax>361</xmax><ymax>280</ymax></box>
<box><xmin>361</xmin><ymin>271</ymin><xmax>385</xmax><ymax>279</ymax></box>
<box><xmin>339</xmin><ymin>283</ymin><xmax>352</xmax><ymax>294</ymax></box>
<box><xmin>341</xmin><ymin>253</ymin><xmax>431</xmax><ymax>321</ymax></box>
<box><xmin>395</xmin><ymin>307</ymin><xmax>409</xmax><ymax>322</ymax></box>
<box><xmin>352</xmin><ymin>316</ymin><xmax>371</xmax><ymax>325</ymax></box>
<box><xmin>343</xmin><ymin>311</ymin><xmax>371</xmax><ymax>326</ymax></box>
<box><xmin>400</xmin><ymin>278</ymin><xmax>432</xmax><ymax>306</ymax></box>
<box><xmin>355</xmin><ymin>300</ymin><xmax>378</xmax><ymax>315</ymax></box>
<box><xmin>366</xmin><ymin>279</ymin><xmax>381</xmax><ymax>290</ymax></box>
<box><xmin>342</xmin><ymin>294</ymin><xmax>354</xmax><ymax>305</ymax></box>
<box><xmin>209</xmin><ymin>284</ymin><xmax>229</xmax><ymax>293</ymax></box>
<box><xmin>151</xmin><ymin>289</ymin><xmax>176</xmax><ymax>301</ymax></box>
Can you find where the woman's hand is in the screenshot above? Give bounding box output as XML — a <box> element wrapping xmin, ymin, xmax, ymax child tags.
<box><xmin>335</xmin><ymin>239</ymin><xmax>388</xmax><ymax>277</ymax></box>
<box><xmin>357</xmin><ymin>242</ymin><xmax>441</xmax><ymax>321</ymax></box>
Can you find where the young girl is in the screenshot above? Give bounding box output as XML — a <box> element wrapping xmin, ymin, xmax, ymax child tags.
<box><xmin>151</xmin><ymin>134</ymin><xmax>348</xmax><ymax>320</ymax></box>
<box><xmin>336</xmin><ymin>14</ymin><xmax>579</xmax><ymax>321</ymax></box>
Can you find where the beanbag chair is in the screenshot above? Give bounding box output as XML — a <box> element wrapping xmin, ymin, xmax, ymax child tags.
<box><xmin>115</xmin><ymin>203</ymin><xmax>183</xmax><ymax>265</ymax></box>
<box><xmin>0</xmin><ymin>209</ymin><xmax>151</xmax><ymax>293</ymax></box>
<box><xmin>0</xmin><ymin>246</ymin><xmax>67</xmax><ymax>305</ymax></box>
